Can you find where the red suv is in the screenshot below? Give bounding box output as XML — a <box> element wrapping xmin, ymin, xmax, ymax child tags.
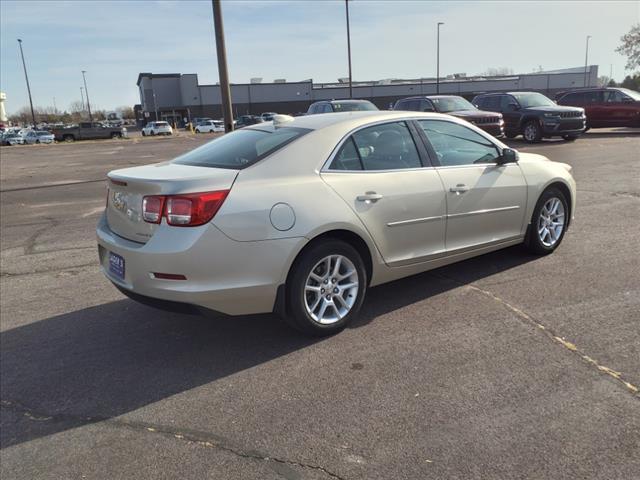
<box><xmin>394</xmin><ymin>95</ymin><xmax>504</xmax><ymax>137</ymax></box>
<box><xmin>556</xmin><ymin>88</ymin><xmax>640</xmax><ymax>128</ymax></box>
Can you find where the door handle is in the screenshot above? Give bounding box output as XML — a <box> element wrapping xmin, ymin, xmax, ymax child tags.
<box><xmin>449</xmin><ymin>184</ymin><xmax>469</xmax><ymax>194</ymax></box>
<box><xmin>356</xmin><ymin>192</ymin><xmax>383</xmax><ymax>203</ymax></box>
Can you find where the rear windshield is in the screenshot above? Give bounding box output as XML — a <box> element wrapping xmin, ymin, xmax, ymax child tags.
<box><xmin>172</xmin><ymin>126</ymin><xmax>310</xmax><ymax>169</ymax></box>
<box><xmin>332</xmin><ymin>102</ymin><xmax>378</xmax><ymax>112</ymax></box>
<box><xmin>156</xmin><ymin>122</ymin><xmax>169</xmax><ymax>126</ymax></box>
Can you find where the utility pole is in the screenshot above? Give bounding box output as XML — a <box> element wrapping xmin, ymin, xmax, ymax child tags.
<box><xmin>81</xmin><ymin>70</ymin><xmax>93</xmax><ymax>123</ymax></box>
<box><xmin>436</xmin><ymin>22</ymin><xmax>444</xmax><ymax>94</ymax></box>
<box><xmin>345</xmin><ymin>0</ymin><xmax>353</xmax><ymax>99</ymax></box>
<box><xmin>80</xmin><ymin>87</ymin><xmax>85</xmax><ymax>112</ymax></box>
<box><xmin>583</xmin><ymin>35</ymin><xmax>591</xmax><ymax>88</ymax></box>
<box><xmin>53</xmin><ymin>96</ymin><xmax>57</xmax><ymax>113</ymax></box>
<box><xmin>212</xmin><ymin>0</ymin><xmax>234</xmax><ymax>132</ymax></box>
<box><xmin>17</xmin><ymin>39</ymin><xmax>37</xmax><ymax>127</ymax></box>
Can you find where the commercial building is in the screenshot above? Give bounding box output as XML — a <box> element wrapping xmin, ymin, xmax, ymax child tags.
<box><xmin>135</xmin><ymin>66</ymin><xmax>598</xmax><ymax>124</ymax></box>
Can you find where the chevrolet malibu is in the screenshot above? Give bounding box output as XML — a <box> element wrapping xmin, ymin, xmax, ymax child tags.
<box><xmin>98</xmin><ymin>111</ymin><xmax>576</xmax><ymax>336</ymax></box>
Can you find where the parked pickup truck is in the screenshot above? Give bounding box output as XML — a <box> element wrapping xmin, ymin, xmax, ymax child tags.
<box><xmin>52</xmin><ymin>122</ymin><xmax>127</xmax><ymax>142</ymax></box>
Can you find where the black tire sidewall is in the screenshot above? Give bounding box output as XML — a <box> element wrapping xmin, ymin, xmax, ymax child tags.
<box><xmin>286</xmin><ymin>240</ymin><xmax>367</xmax><ymax>336</ymax></box>
<box><xmin>527</xmin><ymin>188</ymin><xmax>569</xmax><ymax>255</ymax></box>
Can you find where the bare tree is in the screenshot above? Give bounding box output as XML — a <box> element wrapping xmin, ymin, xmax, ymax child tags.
<box><xmin>116</xmin><ymin>105</ymin><xmax>135</xmax><ymax>119</ymax></box>
<box><xmin>616</xmin><ymin>23</ymin><xmax>640</xmax><ymax>71</ymax></box>
<box><xmin>479</xmin><ymin>67</ymin><xmax>514</xmax><ymax>77</ymax></box>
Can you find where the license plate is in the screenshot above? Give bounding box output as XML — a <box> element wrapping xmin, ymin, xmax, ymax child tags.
<box><xmin>108</xmin><ymin>252</ymin><xmax>125</xmax><ymax>280</ymax></box>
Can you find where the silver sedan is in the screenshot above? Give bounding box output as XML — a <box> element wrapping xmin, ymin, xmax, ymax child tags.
<box><xmin>97</xmin><ymin>111</ymin><xmax>576</xmax><ymax>335</ymax></box>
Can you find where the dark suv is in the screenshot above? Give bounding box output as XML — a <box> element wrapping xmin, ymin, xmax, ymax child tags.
<box><xmin>472</xmin><ymin>92</ymin><xmax>585</xmax><ymax>142</ymax></box>
<box><xmin>307</xmin><ymin>99</ymin><xmax>378</xmax><ymax>114</ymax></box>
<box><xmin>556</xmin><ymin>87</ymin><xmax>640</xmax><ymax>129</ymax></box>
<box><xmin>393</xmin><ymin>95</ymin><xmax>504</xmax><ymax>137</ymax></box>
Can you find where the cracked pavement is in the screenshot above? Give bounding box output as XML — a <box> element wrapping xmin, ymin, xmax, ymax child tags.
<box><xmin>1</xmin><ymin>131</ymin><xmax>639</xmax><ymax>479</ymax></box>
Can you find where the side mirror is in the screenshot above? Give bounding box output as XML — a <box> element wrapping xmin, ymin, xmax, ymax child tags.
<box><xmin>498</xmin><ymin>148</ymin><xmax>518</xmax><ymax>165</ymax></box>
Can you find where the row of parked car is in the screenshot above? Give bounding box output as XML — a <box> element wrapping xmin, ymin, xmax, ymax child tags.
<box><xmin>304</xmin><ymin>87</ymin><xmax>639</xmax><ymax>143</ymax></box>
<box><xmin>1</xmin><ymin>128</ymin><xmax>55</xmax><ymax>146</ymax></box>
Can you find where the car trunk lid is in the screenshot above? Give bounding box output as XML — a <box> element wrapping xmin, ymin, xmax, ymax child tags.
<box><xmin>106</xmin><ymin>162</ymin><xmax>238</xmax><ymax>243</ymax></box>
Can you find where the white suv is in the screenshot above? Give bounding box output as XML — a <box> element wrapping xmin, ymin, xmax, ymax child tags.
<box><xmin>142</xmin><ymin>121</ymin><xmax>173</xmax><ymax>136</ymax></box>
<box><xmin>195</xmin><ymin>120</ymin><xmax>224</xmax><ymax>133</ymax></box>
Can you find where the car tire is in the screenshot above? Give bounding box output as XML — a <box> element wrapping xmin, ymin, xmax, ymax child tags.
<box><xmin>111</xmin><ymin>132</ymin><xmax>122</xmax><ymax>139</ymax></box>
<box><xmin>562</xmin><ymin>134</ymin><xmax>578</xmax><ymax>141</ymax></box>
<box><xmin>195</xmin><ymin>129</ymin><xmax>200</xmax><ymax>134</ymax></box>
<box><xmin>525</xmin><ymin>187</ymin><xmax>569</xmax><ymax>255</ymax></box>
<box><xmin>150</xmin><ymin>131</ymin><xmax>155</xmax><ymax>136</ymax></box>
<box><xmin>284</xmin><ymin>240</ymin><xmax>367</xmax><ymax>336</ymax></box>
<box><xmin>35</xmin><ymin>140</ymin><xmax>40</xmax><ymax>144</ymax></box>
<box><xmin>63</xmin><ymin>135</ymin><xmax>74</xmax><ymax>142</ymax></box>
<box><xmin>141</xmin><ymin>131</ymin><xmax>146</xmax><ymax>136</ymax></box>
<box><xmin>522</xmin><ymin>120</ymin><xmax>542</xmax><ymax>143</ymax></box>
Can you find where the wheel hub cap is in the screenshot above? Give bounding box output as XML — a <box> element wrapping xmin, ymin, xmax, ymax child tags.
<box><xmin>537</xmin><ymin>197</ymin><xmax>565</xmax><ymax>247</ymax></box>
<box><xmin>304</xmin><ymin>254</ymin><xmax>359</xmax><ymax>325</ymax></box>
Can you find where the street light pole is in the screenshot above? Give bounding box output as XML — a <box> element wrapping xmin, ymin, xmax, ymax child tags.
<box><xmin>436</xmin><ymin>22</ymin><xmax>444</xmax><ymax>94</ymax></box>
<box><xmin>17</xmin><ymin>39</ymin><xmax>37</xmax><ymax>127</ymax></box>
<box><xmin>212</xmin><ymin>0</ymin><xmax>234</xmax><ymax>133</ymax></box>
<box><xmin>583</xmin><ymin>35</ymin><xmax>591</xmax><ymax>87</ymax></box>
<box><xmin>345</xmin><ymin>0</ymin><xmax>353</xmax><ymax>99</ymax></box>
<box><xmin>80</xmin><ymin>87</ymin><xmax>85</xmax><ymax>112</ymax></box>
<box><xmin>81</xmin><ymin>70</ymin><xmax>93</xmax><ymax>123</ymax></box>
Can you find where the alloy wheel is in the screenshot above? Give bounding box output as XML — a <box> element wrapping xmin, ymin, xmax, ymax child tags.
<box><xmin>537</xmin><ymin>197</ymin><xmax>565</xmax><ymax>247</ymax></box>
<box><xmin>304</xmin><ymin>254</ymin><xmax>359</xmax><ymax>324</ymax></box>
<box><xmin>524</xmin><ymin>123</ymin><xmax>538</xmax><ymax>142</ymax></box>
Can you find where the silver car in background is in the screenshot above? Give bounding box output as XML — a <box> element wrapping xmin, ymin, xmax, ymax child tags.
<box><xmin>98</xmin><ymin>111</ymin><xmax>576</xmax><ymax>336</ymax></box>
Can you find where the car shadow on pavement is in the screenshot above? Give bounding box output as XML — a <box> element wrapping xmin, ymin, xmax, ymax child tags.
<box><xmin>0</xmin><ymin>246</ymin><xmax>535</xmax><ymax>449</ymax></box>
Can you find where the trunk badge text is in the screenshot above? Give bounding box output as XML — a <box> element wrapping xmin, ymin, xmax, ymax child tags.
<box><xmin>112</xmin><ymin>191</ymin><xmax>139</xmax><ymax>221</ymax></box>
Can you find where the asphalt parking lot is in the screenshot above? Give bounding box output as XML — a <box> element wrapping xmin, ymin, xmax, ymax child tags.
<box><xmin>1</xmin><ymin>130</ymin><xmax>638</xmax><ymax>479</ymax></box>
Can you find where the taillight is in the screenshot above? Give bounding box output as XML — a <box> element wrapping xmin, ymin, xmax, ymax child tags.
<box><xmin>142</xmin><ymin>190</ymin><xmax>229</xmax><ymax>227</ymax></box>
<box><xmin>142</xmin><ymin>195</ymin><xmax>165</xmax><ymax>224</ymax></box>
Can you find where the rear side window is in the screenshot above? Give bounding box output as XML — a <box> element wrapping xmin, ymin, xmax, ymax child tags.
<box><xmin>329</xmin><ymin>121</ymin><xmax>422</xmax><ymax>171</ymax></box>
<box><xmin>332</xmin><ymin>102</ymin><xmax>378</xmax><ymax>112</ymax></box>
<box><xmin>483</xmin><ymin>96</ymin><xmax>502</xmax><ymax>111</ymax></box>
<box><xmin>584</xmin><ymin>91</ymin><xmax>603</xmax><ymax>103</ymax></box>
<box><xmin>560</xmin><ymin>92</ymin><xmax>585</xmax><ymax>105</ymax></box>
<box><xmin>173</xmin><ymin>127</ymin><xmax>310</xmax><ymax>169</ymax></box>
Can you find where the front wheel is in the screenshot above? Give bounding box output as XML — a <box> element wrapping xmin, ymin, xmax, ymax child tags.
<box><xmin>150</xmin><ymin>130</ymin><xmax>155</xmax><ymax>136</ymax></box>
<box><xmin>285</xmin><ymin>240</ymin><xmax>367</xmax><ymax>336</ymax></box>
<box><xmin>526</xmin><ymin>187</ymin><xmax>569</xmax><ymax>255</ymax></box>
<box><xmin>195</xmin><ymin>129</ymin><xmax>200</xmax><ymax>134</ymax></box>
<box><xmin>562</xmin><ymin>135</ymin><xmax>578</xmax><ymax>141</ymax></box>
<box><xmin>522</xmin><ymin>120</ymin><xmax>542</xmax><ymax>143</ymax></box>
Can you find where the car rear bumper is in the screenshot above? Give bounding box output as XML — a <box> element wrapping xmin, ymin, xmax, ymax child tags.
<box><xmin>96</xmin><ymin>213</ymin><xmax>306</xmax><ymax>315</ymax></box>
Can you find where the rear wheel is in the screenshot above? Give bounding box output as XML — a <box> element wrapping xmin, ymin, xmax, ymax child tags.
<box><xmin>111</xmin><ymin>132</ymin><xmax>122</xmax><ymax>139</ymax></box>
<box><xmin>63</xmin><ymin>135</ymin><xmax>75</xmax><ymax>142</ymax></box>
<box><xmin>150</xmin><ymin>130</ymin><xmax>156</xmax><ymax>136</ymax></box>
<box><xmin>285</xmin><ymin>240</ymin><xmax>367</xmax><ymax>336</ymax></box>
<box><xmin>35</xmin><ymin>139</ymin><xmax>40</xmax><ymax>144</ymax></box>
<box><xmin>522</xmin><ymin>120</ymin><xmax>542</xmax><ymax>143</ymax></box>
<box><xmin>525</xmin><ymin>187</ymin><xmax>569</xmax><ymax>255</ymax></box>
<box><xmin>195</xmin><ymin>129</ymin><xmax>200</xmax><ymax>133</ymax></box>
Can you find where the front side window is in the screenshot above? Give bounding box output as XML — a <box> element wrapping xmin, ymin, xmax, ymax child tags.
<box><xmin>561</xmin><ymin>92</ymin><xmax>585</xmax><ymax>105</ymax></box>
<box><xmin>418</xmin><ymin>120</ymin><xmax>501</xmax><ymax>167</ymax></box>
<box><xmin>500</xmin><ymin>95</ymin><xmax>517</xmax><ymax>110</ymax></box>
<box><xmin>173</xmin><ymin>126</ymin><xmax>309</xmax><ymax>169</ymax></box>
<box><xmin>329</xmin><ymin>121</ymin><xmax>422</xmax><ymax>171</ymax></box>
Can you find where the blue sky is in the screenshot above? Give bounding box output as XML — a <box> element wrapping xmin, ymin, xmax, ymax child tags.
<box><xmin>1</xmin><ymin>0</ymin><xmax>638</xmax><ymax>115</ymax></box>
